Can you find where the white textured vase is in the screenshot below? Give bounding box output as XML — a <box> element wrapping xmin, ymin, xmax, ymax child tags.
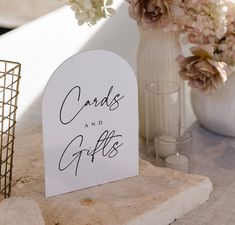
<box><xmin>191</xmin><ymin>73</ymin><xmax>235</xmax><ymax>137</ymax></box>
<box><xmin>137</xmin><ymin>27</ymin><xmax>185</xmax><ymax>137</ymax></box>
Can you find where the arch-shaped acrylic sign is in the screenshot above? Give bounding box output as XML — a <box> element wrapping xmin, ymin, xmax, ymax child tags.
<box><xmin>43</xmin><ymin>50</ymin><xmax>138</xmax><ymax>197</ymax></box>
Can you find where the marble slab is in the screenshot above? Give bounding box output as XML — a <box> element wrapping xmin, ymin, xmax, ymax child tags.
<box><xmin>9</xmin><ymin>126</ymin><xmax>213</xmax><ymax>225</ymax></box>
<box><xmin>0</xmin><ymin>197</ymin><xmax>45</xmax><ymax>225</ymax></box>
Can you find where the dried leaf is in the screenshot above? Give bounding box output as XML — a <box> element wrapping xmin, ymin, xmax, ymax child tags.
<box><xmin>106</xmin><ymin>7</ymin><xmax>115</xmax><ymax>15</ymax></box>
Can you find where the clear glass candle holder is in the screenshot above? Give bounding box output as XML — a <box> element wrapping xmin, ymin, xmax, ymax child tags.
<box><xmin>145</xmin><ymin>81</ymin><xmax>181</xmax><ymax>156</ymax></box>
<box><xmin>155</xmin><ymin>126</ymin><xmax>192</xmax><ymax>173</ymax></box>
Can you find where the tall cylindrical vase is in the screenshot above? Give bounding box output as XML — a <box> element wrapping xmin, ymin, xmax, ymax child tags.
<box><xmin>191</xmin><ymin>73</ymin><xmax>235</xmax><ymax>137</ymax></box>
<box><xmin>137</xmin><ymin>27</ymin><xmax>185</xmax><ymax>137</ymax></box>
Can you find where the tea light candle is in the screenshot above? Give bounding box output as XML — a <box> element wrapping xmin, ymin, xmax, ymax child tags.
<box><xmin>165</xmin><ymin>153</ymin><xmax>189</xmax><ymax>173</ymax></box>
<box><xmin>154</xmin><ymin>135</ymin><xmax>176</xmax><ymax>159</ymax></box>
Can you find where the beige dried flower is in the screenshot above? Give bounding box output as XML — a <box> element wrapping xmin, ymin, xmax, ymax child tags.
<box><xmin>128</xmin><ymin>0</ymin><xmax>172</xmax><ymax>28</ymax></box>
<box><xmin>177</xmin><ymin>47</ymin><xmax>229</xmax><ymax>95</ymax></box>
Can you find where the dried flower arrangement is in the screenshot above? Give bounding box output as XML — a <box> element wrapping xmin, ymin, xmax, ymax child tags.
<box><xmin>66</xmin><ymin>0</ymin><xmax>235</xmax><ymax>95</ymax></box>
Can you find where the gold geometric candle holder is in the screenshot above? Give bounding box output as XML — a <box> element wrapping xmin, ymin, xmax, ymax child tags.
<box><xmin>0</xmin><ymin>60</ymin><xmax>21</xmax><ymax>198</ymax></box>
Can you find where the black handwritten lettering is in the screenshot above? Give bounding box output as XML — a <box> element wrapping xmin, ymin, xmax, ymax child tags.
<box><xmin>59</xmin><ymin>86</ymin><xmax>125</xmax><ymax>125</ymax></box>
<box><xmin>88</xmin><ymin>130</ymin><xmax>123</xmax><ymax>163</ymax></box>
<box><xmin>58</xmin><ymin>135</ymin><xmax>88</xmax><ymax>176</ymax></box>
<box><xmin>58</xmin><ymin>130</ymin><xmax>123</xmax><ymax>176</ymax></box>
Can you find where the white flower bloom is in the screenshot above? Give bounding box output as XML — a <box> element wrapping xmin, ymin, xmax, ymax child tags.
<box><xmin>65</xmin><ymin>0</ymin><xmax>115</xmax><ymax>25</ymax></box>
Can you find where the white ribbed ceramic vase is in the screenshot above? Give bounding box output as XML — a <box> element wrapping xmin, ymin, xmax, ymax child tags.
<box><xmin>191</xmin><ymin>73</ymin><xmax>235</xmax><ymax>137</ymax></box>
<box><xmin>137</xmin><ymin>27</ymin><xmax>185</xmax><ymax>137</ymax></box>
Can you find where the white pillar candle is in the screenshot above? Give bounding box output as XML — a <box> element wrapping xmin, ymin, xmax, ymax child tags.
<box><xmin>165</xmin><ymin>153</ymin><xmax>189</xmax><ymax>173</ymax></box>
<box><xmin>154</xmin><ymin>135</ymin><xmax>176</xmax><ymax>159</ymax></box>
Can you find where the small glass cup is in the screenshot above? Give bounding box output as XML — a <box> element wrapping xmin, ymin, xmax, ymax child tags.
<box><xmin>155</xmin><ymin>126</ymin><xmax>192</xmax><ymax>173</ymax></box>
<box><xmin>145</xmin><ymin>81</ymin><xmax>181</xmax><ymax>156</ymax></box>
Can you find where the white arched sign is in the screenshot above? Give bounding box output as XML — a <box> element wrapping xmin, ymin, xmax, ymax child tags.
<box><xmin>43</xmin><ymin>50</ymin><xmax>139</xmax><ymax>197</ymax></box>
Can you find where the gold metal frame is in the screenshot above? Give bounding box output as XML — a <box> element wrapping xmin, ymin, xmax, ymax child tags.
<box><xmin>0</xmin><ymin>60</ymin><xmax>21</xmax><ymax>198</ymax></box>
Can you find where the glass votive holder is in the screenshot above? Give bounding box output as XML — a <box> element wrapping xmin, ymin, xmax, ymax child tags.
<box><xmin>155</xmin><ymin>126</ymin><xmax>192</xmax><ymax>173</ymax></box>
<box><xmin>145</xmin><ymin>81</ymin><xmax>181</xmax><ymax>156</ymax></box>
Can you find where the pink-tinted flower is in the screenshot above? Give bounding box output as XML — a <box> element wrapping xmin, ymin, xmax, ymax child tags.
<box><xmin>177</xmin><ymin>0</ymin><xmax>228</xmax><ymax>45</ymax></box>
<box><xmin>127</xmin><ymin>0</ymin><xmax>172</xmax><ymax>28</ymax></box>
<box><xmin>177</xmin><ymin>47</ymin><xmax>229</xmax><ymax>95</ymax></box>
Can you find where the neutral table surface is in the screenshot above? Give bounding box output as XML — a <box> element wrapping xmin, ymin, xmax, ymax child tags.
<box><xmin>0</xmin><ymin>2</ymin><xmax>235</xmax><ymax>225</ymax></box>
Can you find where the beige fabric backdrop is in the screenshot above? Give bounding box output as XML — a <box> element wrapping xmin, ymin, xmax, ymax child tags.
<box><xmin>0</xmin><ymin>0</ymin><xmax>64</xmax><ymax>28</ymax></box>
